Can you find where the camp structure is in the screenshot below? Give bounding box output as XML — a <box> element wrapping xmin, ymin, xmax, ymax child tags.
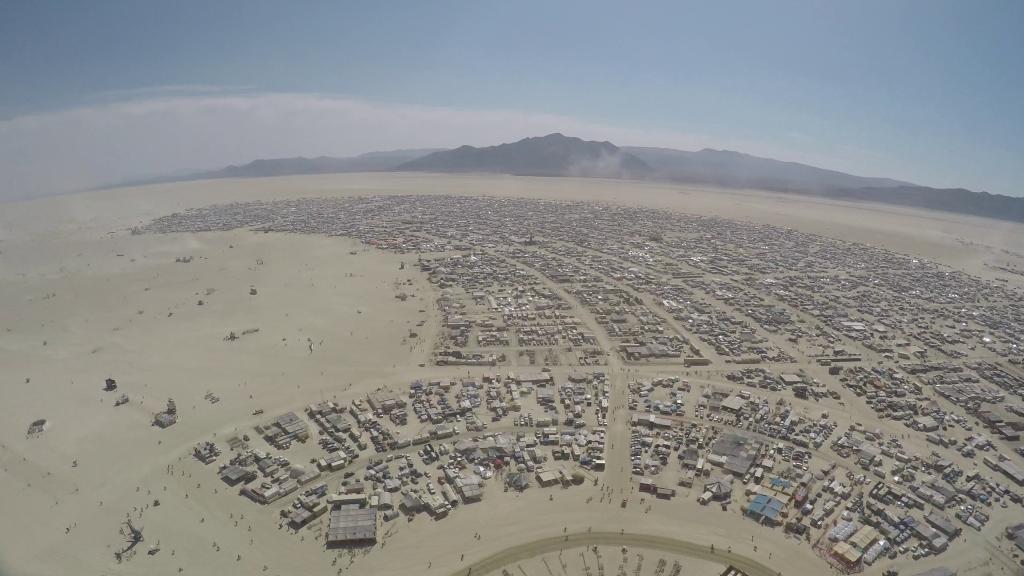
<box><xmin>153</xmin><ymin>398</ymin><xmax>178</xmax><ymax>428</ymax></box>
<box><xmin>326</xmin><ymin>505</ymin><xmax>377</xmax><ymax>547</ymax></box>
<box><xmin>219</xmin><ymin>464</ymin><xmax>257</xmax><ymax>486</ymax></box>
<box><xmin>193</xmin><ymin>441</ymin><xmax>221</xmax><ymax>464</ymax></box>
<box><xmin>257</xmin><ymin>412</ymin><xmax>310</xmax><ymax>448</ymax></box>
<box><xmin>27</xmin><ymin>418</ymin><xmax>48</xmax><ymax>436</ymax></box>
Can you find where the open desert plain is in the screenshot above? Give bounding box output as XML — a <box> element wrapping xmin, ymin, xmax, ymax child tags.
<box><xmin>2</xmin><ymin>173</ymin><xmax>1024</xmax><ymax>576</ymax></box>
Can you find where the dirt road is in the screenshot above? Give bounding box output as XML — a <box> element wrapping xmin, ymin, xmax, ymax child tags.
<box><xmin>450</xmin><ymin>530</ymin><xmax>781</xmax><ymax>576</ymax></box>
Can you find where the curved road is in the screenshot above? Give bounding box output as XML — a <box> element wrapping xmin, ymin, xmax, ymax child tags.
<box><xmin>450</xmin><ymin>531</ymin><xmax>781</xmax><ymax>576</ymax></box>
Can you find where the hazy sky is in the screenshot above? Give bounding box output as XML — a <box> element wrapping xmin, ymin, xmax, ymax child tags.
<box><xmin>1</xmin><ymin>1</ymin><xmax>1022</xmax><ymax>200</ymax></box>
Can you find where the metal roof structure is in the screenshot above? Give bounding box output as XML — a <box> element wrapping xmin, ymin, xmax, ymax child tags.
<box><xmin>326</xmin><ymin>505</ymin><xmax>377</xmax><ymax>546</ymax></box>
<box><xmin>746</xmin><ymin>494</ymin><xmax>785</xmax><ymax>522</ymax></box>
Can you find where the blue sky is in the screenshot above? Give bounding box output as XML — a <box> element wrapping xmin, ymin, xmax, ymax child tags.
<box><xmin>1</xmin><ymin>0</ymin><xmax>1022</xmax><ymax>199</ymax></box>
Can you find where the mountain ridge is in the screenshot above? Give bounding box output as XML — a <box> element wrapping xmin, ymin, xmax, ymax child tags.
<box><xmin>396</xmin><ymin>133</ymin><xmax>650</xmax><ymax>179</ymax></box>
<box><xmin>198</xmin><ymin>149</ymin><xmax>443</xmax><ymax>179</ymax></box>
<box><xmin>160</xmin><ymin>133</ymin><xmax>1022</xmax><ymax>223</ymax></box>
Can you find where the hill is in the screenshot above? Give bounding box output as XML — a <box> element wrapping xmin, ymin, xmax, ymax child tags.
<box><xmin>192</xmin><ymin>149</ymin><xmax>441</xmax><ymax>180</ymax></box>
<box><xmin>396</xmin><ymin>133</ymin><xmax>651</xmax><ymax>178</ymax></box>
<box><xmin>830</xmin><ymin>185</ymin><xmax>1024</xmax><ymax>222</ymax></box>
<box><xmin>174</xmin><ymin>134</ymin><xmax>1023</xmax><ymax>223</ymax></box>
<box><xmin>623</xmin><ymin>146</ymin><xmax>909</xmax><ymax>194</ymax></box>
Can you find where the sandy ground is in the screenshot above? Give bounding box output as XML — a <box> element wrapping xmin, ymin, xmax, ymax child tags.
<box><xmin>2</xmin><ymin>173</ymin><xmax>1023</xmax><ymax>576</ymax></box>
<box><xmin>458</xmin><ymin>537</ymin><xmax>733</xmax><ymax>576</ymax></box>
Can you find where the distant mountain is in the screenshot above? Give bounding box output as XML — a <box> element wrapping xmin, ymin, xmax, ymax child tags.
<box><xmin>173</xmin><ymin>134</ymin><xmax>1023</xmax><ymax>223</ymax></box>
<box><xmin>829</xmin><ymin>186</ymin><xmax>1024</xmax><ymax>222</ymax></box>
<box><xmin>193</xmin><ymin>149</ymin><xmax>441</xmax><ymax>180</ymax></box>
<box><xmin>623</xmin><ymin>146</ymin><xmax>910</xmax><ymax>194</ymax></box>
<box><xmin>626</xmin><ymin>146</ymin><xmax>1024</xmax><ymax>221</ymax></box>
<box><xmin>396</xmin><ymin>133</ymin><xmax>651</xmax><ymax>179</ymax></box>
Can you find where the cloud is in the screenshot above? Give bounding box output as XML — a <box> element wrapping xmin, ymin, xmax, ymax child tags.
<box><xmin>0</xmin><ymin>92</ymin><xmax>725</xmax><ymax>202</ymax></box>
